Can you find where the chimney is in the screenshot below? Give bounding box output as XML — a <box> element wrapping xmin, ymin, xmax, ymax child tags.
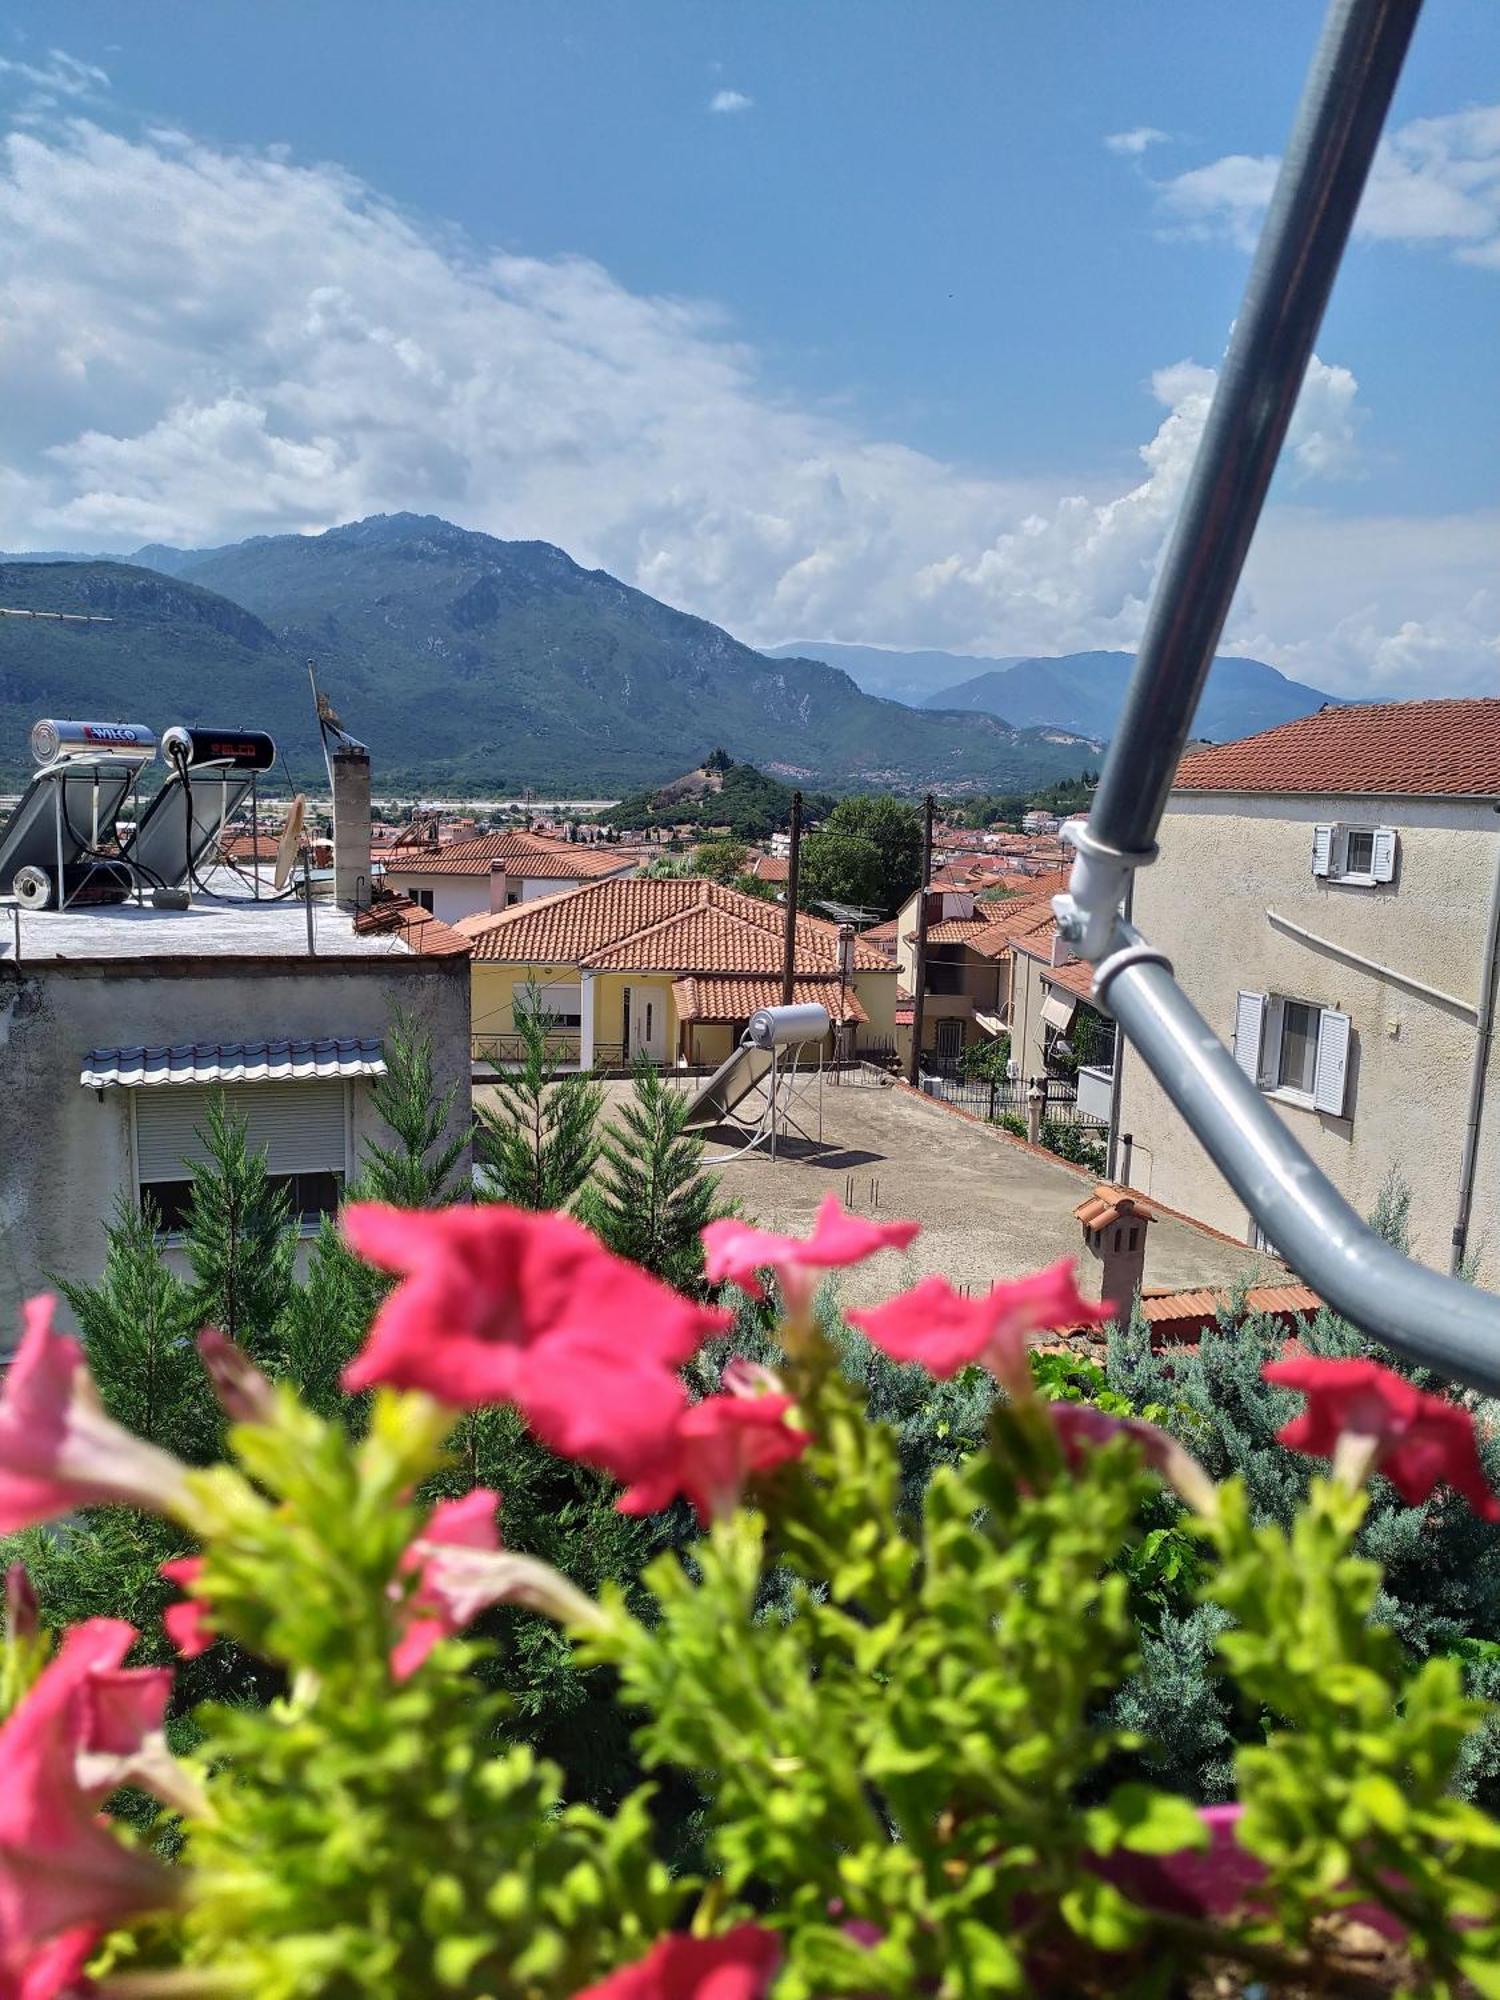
<box><xmin>1073</xmin><ymin>1185</ymin><xmax>1155</xmax><ymax>1311</ymax></box>
<box><xmin>331</xmin><ymin>746</ymin><xmax>372</xmax><ymax>909</ymax></box>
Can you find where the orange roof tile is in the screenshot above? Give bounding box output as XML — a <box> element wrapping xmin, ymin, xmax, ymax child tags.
<box><xmin>457</xmin><ymin>877</ymin><xmax>891</xmax><ymax>979</ymax></box>
<box><xmin>1173</xmin><ymin>699</ymin><xmax>1500</xmax><ymax>798</ymax></box>
<box><xmin>747</xmin><ymin>852</ymin><xmax>790</xmax><ymax>883</ymax></box>
<box><xmin>672</xmin><ymin>975</ymin><xmax>867</xmax><ymax>1025</ymax></box>
<box><xmin>1074</xmin><ymin>1186</ymin><xmax>1157</xmax><ymax>1230</ymax></box>
<box><xmin>1138</xmin><ymin>1282</ymin><xmax>1319</xmax><ymax>1325</ymax></box>
<box><xmin>383</xmin><ymin>830</ymin><xmax>636</xmax><ymax>880</ymax></box>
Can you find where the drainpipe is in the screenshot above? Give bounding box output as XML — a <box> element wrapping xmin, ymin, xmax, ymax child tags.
<box><xmin>1452</xmin><ymin>816</ymin><xmax>1500</xmax><ymax>1274</ymax></box>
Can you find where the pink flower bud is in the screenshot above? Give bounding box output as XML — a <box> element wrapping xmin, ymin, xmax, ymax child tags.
<box><xmin>196</xmin><ymin>1328</ymin><xmax>276</xmax><ymax>1426</ymax></box>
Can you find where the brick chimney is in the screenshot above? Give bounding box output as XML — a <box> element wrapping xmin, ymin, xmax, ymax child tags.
<box><xmin>1073</xmin><ymin>1185</ymin><xmax>1156</xmax><ymax>1312</ymax></box>
<box><xmin>331</xmin><ymin>746</ymin><xmax>372</xmax><ymax>909</ymax></box>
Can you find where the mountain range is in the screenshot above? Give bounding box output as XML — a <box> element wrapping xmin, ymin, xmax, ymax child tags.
<box><xmin>774</xmin><ymin>640</ymin><xmax>1340</xmax><ymax>741</ymax></box>
<box><xmin>0</xmin><ymin>516</ymin><xmax>1102</xmax><ymax>795</ymax></box>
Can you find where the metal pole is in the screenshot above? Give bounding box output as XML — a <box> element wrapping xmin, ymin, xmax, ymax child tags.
<box><xmin>781</xmin><ymin>790</ymin><xmax>803</xmax><ymax>1007</ymax></box>
<box><xmin>907</xmin><ymin>794</ymin><xmax>934</xmax><ymax>1087</ymax></box>
<box><xmin>1086</xmin><ymin>0</ymin><xmax>1423</xmax><ymax>864</ymax></box>
<box><xmin>1096</xmin><ymin>937</ymin><xmax>1500</xmax><ymax>1390</ymax></box>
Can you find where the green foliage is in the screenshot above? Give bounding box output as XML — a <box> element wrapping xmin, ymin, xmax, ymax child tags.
<box><xmin>957</xmin><ymin>1034</ymin><xmax>1010</xmax><ymax>1082</ymax></box>
<box><xmin>798</xmin><ymin>795</ymin><xmax>923</xmax><ymax>919</ymax></box>
<box><xmin>13</xmin><ymin>1248</ymin><xmax>1500</xmax><ymax>1993</ymax></box>
<box><xmin>474</xmin><ymin>996</ymin><xmax>603</xmax><ymax>1210</ymax></box>
<box><xmin>353</xmin><ymin>1009</ymin><xmax>467</xmax><ymax>1208</ymax></box>
<box><xmin>597</xmin><ymin>756</ymin><xmax>800</xmax><ymax>842</ymax></box>
<box><xmin>57</xmin><ymin>1192</ymin><xmax>214</xmax><ymax>1458</ymax></box>
<box><xmin>576</xmin><ymin>1062</ymin><xmax>729</xmax><ymax>1292</ymax></box>
<box><xmin>1038</xmin><ymin>1118</ymin><xmax>1107</xmax><ymax>1174</ymax></box>
<box><xmin>184</xmin><ymin>1094</ymin><xmax>297</xmax><ymax>1361</ymax></box>
<box><xmin>691</xmin><ymin>837</ymin><xmax>749</xmax><ymax>884</ymax></box>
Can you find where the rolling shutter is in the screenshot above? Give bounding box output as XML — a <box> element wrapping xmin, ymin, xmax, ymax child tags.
<box><xmin>135</xmin><ymin>1083</ymin><xmax>347</xmax><ymax>1181</ymax></box>
<box><xmin>1232</xmin><ymin>991</ymin><xmax>1266</xmax><ymax>1084</ymax></box>
<box><xmin>1311</xmin><ymin>824</ymin><xmax>1335</xmax><ymax>877</ymax></box>
<box><xmin>1312</xmin><ymin>1010</ymin><xmax>1351</xmax><ymax>1116</ymax></box>
<box><xmin>1371</xmin><ymin>827</ymin><xmax>1397</xmax><ymax>883</ymax></box>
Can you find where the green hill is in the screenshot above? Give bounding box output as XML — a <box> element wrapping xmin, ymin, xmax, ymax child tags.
<box><xmin>598</xmin><ymin>750</ymin><xmax>814</xmax><ymax>839</ymax></box>
<box><xmin>0</xmin><ymin>516</ymin><xmax>1105</xmax><ymax>794</ymax></box>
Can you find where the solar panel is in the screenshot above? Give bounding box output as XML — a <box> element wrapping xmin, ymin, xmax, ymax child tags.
<box><xmin>119</xmin><ymin>769</ymin><xmax>255</xmax><ymax>890</ymax></box>
<box><xmin>680</xmin><ymin>1041</ymin><xmax>775</xmax><ymax>1132</ymax></box>
<box><xmin>0</xmin><ymin>762</ymin><xmax>140</xmax><ymax>904</ymax></box>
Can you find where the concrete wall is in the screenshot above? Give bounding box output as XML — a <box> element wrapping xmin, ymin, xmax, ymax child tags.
<box><xmin>0</xmin><ymin>954</ymin><xmax>471</xmax><ymax>1334</ymax></box>
<box><xmin>1118</xmin><ymin>793</ymin><xmax>1500</xmax><ymax>1284</ymax></box>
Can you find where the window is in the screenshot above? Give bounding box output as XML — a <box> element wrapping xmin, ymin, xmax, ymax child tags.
<box><xmin>408</xmin><ymin>888</ymin><xmax>435</xmax><ymax>913</ymax></box>
<box><xmin>1276</xmin><ymin>998</ymin><xmax>1320</xmax><ymax>1096</ymax></box>
<box><xmin>1233</xmin><ymin>991</ymin><xmax>1351</xmax><ymax>1116</ymax></box>
<box><xmin>1311</xmin><ymin>823</ymin><xmax>1396</xmax><ymax>886</ymax></box>
<box><xmin>134</xmin><ymin>1082</ymin><xmax>349</xmax><ymax>1236</ymax></box>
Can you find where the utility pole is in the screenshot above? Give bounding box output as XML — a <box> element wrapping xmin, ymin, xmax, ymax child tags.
<box><xmin>780</xmin><ymin>790</ymin><xmax>803</xmax><ymax>1007</ymax></box>
<box><xmin>907</xmin><ymin>793</ymin><xmax>934</xmax><ymax>1087</ymax></box>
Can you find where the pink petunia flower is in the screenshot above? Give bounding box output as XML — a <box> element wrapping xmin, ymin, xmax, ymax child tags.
<box><xmin>1263</xmin><ymin>1356</ymin><xmax>1500</xmax><ymax>1519</ymax></box>
<box><xmin>340</xmin><ymin>1206</ymin><xmax>726</xmax><ymax>1477</ymax></box>
<box><xmin>0</xmin><ymin>1300</ymin><xmax>192</xmax><ymax>1532</ymax></box>
<box><xmin>702</xmin><ymin>1194</ymin><xmax>918</xmax><ymax>1306</ymax></box>
<box><xmin>390</xmin><ymin>1488</ymin><xmax>503</xmax><ymax>1682</ymax></box>
<box><xmin>848</xmin><ymin>1261</ymin><xmax>1112</xmax><ymax>1392</ymax></box>
<box><xmin>4</xmin><ymin>1563</ymin><xmax>39</xmax><ymax>1646</ymax></box>
<box><xmin>1047</xmin><ymin>1403</ymin><xmax>1219</xmax><ymax>1517</ymax></box>
<box><xmin>158</xmin><ymin>1558</ymin><xmax>212</xmax><ymax>1661</ymax></box>
<box><xmin>617</xmin><ymin>1394</ymin><xmax>811</xmax><ymax>1524</ymax></box>
<box><xmin>7</xmin><ymin>1924</ymin><xmax>99</xmax><ymax>2000</ymax></box>
<box><xmin>0</xmin><ymin>1619</ymin><xmax>180</xmax><ymax>1979</ymax></box>
<box><xmin>572</xmin><ymin>1924</ymin><xmax>781</xmax><ymax>2000</ymax></box>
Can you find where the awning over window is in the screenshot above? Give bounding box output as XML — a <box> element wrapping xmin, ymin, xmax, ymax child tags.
<box><xmin>1040</xmin><ymin>992</ymin><xmax>1077</xmax><ymax>1035</ymax></box>
<box><xmin>80</xmin><ymin>1039</ymin><xmax>386</xmax><ymax>1090</ymax></box>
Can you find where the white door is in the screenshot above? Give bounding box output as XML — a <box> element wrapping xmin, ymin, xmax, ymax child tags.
<box><xmin>631</xmin><ymin>988</ymin><xmax>666</xmax><ymax>1063</ymax></box>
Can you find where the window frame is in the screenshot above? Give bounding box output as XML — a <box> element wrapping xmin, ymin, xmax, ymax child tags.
<box><xmin>129</xmin><ymin>1080</ymin><xmax>354</xmax><ymax>1244</ymax></box>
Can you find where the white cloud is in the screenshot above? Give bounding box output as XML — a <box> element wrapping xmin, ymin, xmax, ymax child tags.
<box><xmin>1158</xmin><ymin>101</ymin><xmax>1500</xmax><ymax>266</ymax></box>
<box><xmin>0</xmin><ymin>113</ymin><xmax>1492</xmax><ymax>698</ymax></box>
<box><xmin>1105</xmin><ymin>126</ymin><xmax>1169</xmax><ymax>157</ymax></box>
<box><xmin>708</xmin><ymin>89</ymin><xmax>753</xmax><ymax>115</ymax></box>
<box><xmin>0</xmin><ymin>48</ymin><xmax>109</xmax><ymax>110</ymax></box>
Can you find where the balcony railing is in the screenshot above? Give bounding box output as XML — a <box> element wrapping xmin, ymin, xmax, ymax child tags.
<box><xmin>473</xmin><ymin>1034</ymin><xmax>630</xmax><ymax>1072</ymax></box>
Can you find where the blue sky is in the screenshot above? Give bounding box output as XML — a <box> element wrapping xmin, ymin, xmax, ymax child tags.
<box><xmin>1</xmin><ymin>3</ymin><xmax>1497</xmax><ymax>694</ymax></box>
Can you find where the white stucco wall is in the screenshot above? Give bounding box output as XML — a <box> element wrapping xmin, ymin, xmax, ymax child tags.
<box><xmin>0</xmin><ymin>953</ymin><xmax>472</xmax><ymax>1335</ymax></box>
<box><xmin>1118</xmin><ymin>793</ymin><xmax>1500</xmax><ymax>1284</ymax></box>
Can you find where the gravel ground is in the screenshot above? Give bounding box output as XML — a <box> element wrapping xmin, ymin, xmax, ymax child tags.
<box><xmin>589</xmin><ymin>1069</ymin><xmax>1278</xmax><ymax>1309</ymax></box>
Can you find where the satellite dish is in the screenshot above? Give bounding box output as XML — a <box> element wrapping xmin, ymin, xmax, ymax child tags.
<box><xmin>274</xmin><ymin>795</ymin><xmax>307</xmax><ymax>891</ymax></box>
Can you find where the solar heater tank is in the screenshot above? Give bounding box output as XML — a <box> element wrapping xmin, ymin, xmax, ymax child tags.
<box><xmin>160</xmin><ymin>726</ymin><xmax>276</xmax><ymax>771</ymax></box>
<box><xmin>744</xmin><ymin>1002</ymin><xmax>830</xmax><ymax>1049</ymax></box>
<box><xmin>30</xmin><ymin>719</ymin><xmax>156</xmax><ymax>767</ymax></box>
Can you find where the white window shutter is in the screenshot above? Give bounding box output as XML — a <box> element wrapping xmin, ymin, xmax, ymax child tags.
<box><xmin>1311</xmin><ymin>824</ymin><xmax>1335</xmax><ymax>877</ymax></box>
<box><xmin>1233</xmin><ymin>991</ymin><xmax>1267</xmax><ymax>1085</ymax></box>
<box><xmin>1372</xmin><ymin>827</ymin><xmax>1397</xmax><ymax>883</ymax></box>
<box><xmin>1313</xmin><ymin>1010</ymin><xmax>1351</xmax><ymax>1116</ymax></box>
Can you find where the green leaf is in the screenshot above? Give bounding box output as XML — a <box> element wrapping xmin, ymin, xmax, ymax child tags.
<box><xmin>1085</xmin><ymin>1783</ymin><xmax>1208</xmax><ymax>1857</ymax></box>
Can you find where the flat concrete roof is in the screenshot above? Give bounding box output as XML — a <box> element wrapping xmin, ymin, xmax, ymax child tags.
<box><xmin>0</xmin><ymin>875</ymin><xmax>409</xmax><ymax>964</ymax></box>
<box><xmin>558</xmin><ymin>1071</ymin><xmax>1278</xmax><ymax>1310</ymax></box>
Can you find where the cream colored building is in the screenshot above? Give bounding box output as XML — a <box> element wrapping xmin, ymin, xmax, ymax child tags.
<box><xmin>1117</xmin><ymin>700</ymin><xmax>1500</xmax><ymax>1284</ymax></box>
<box><xmin>381</xmin><ymin>829</ymin><xmax>638</xmax><ymax>928</ymax></box>
<box><xmin>457</xmin><ymin>876</ymin><xmax>897</xmax><ymax>1070</ymax></box>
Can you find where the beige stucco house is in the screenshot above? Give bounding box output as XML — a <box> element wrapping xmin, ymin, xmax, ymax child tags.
<box><xmin>1117</xmin><ymin>699</ymin><xmax>1500</xmax><ymax>1284</ymax></box>
<box><xmin>892</xmin><ymin>888</ymin><xmax>1056</xmax><ymax>1069</ymax></box>
<box><xmin>458</xmin><ymin>876</ymin><xmax>897</xmax><ymax>1069</ymax></box>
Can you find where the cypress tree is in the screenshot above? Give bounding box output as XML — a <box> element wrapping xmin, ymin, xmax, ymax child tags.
<box><xmin>577</xmin><ymin>1058</ymin><xmax>727</xmax><ymax>1289</ymax></box>
<box><xmin>474</xmin><ymin>996</ymin><xmax>602</xmax><ymax>1210</ymax></box>
<box><xmin>184</xmin><ymin>1093</ymin><xmax>296</xmax><ymax>1361</ymax></box>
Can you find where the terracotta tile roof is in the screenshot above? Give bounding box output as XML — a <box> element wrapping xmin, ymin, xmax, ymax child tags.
<box><xmin>1010</xmin><ymin>915</ymin><xmax>1098</xmax><ymax>1002</ymax></box>
<box><xmin>353</xmin><ymin>893</ymin><xmax>471</xmax><ymax>958</ymax></box>
<box><xmin>746</xmin><ymin>852</ymin><xmax>790</xmax><ymax>883</ymax></box>
<box><xmin>457</xmin><ymin>877</ymin><xmax>891</xmax><ymax>978</ymax></box>
<box><xmin>1139</xmin><ymin>1282</ymin><xmax>1319</xmax><ymax>1326</ymax></box>
<box><xmin>861</xmin><ymin>917</ymin><xmax>900</xmax><ymax>945</ymax></box>
<box><xmin>383</xmin><ymin>830</ymin><xmax>635</xmax><ymax>880</ymax></box>
<box><xmin>1173</xmin><ymin>699</ymin><xmax>1500</xmax><ymax>799</ymax></box>
<box><xmin>1074</xmin><ymin>1185</ymin><xmax>1157</xmax><ymax>1230</ymax></box>
<box><xmin>672</xmin><ymin>975</ymin><xmax>868</xmax><ymax>1026</ymax></box>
